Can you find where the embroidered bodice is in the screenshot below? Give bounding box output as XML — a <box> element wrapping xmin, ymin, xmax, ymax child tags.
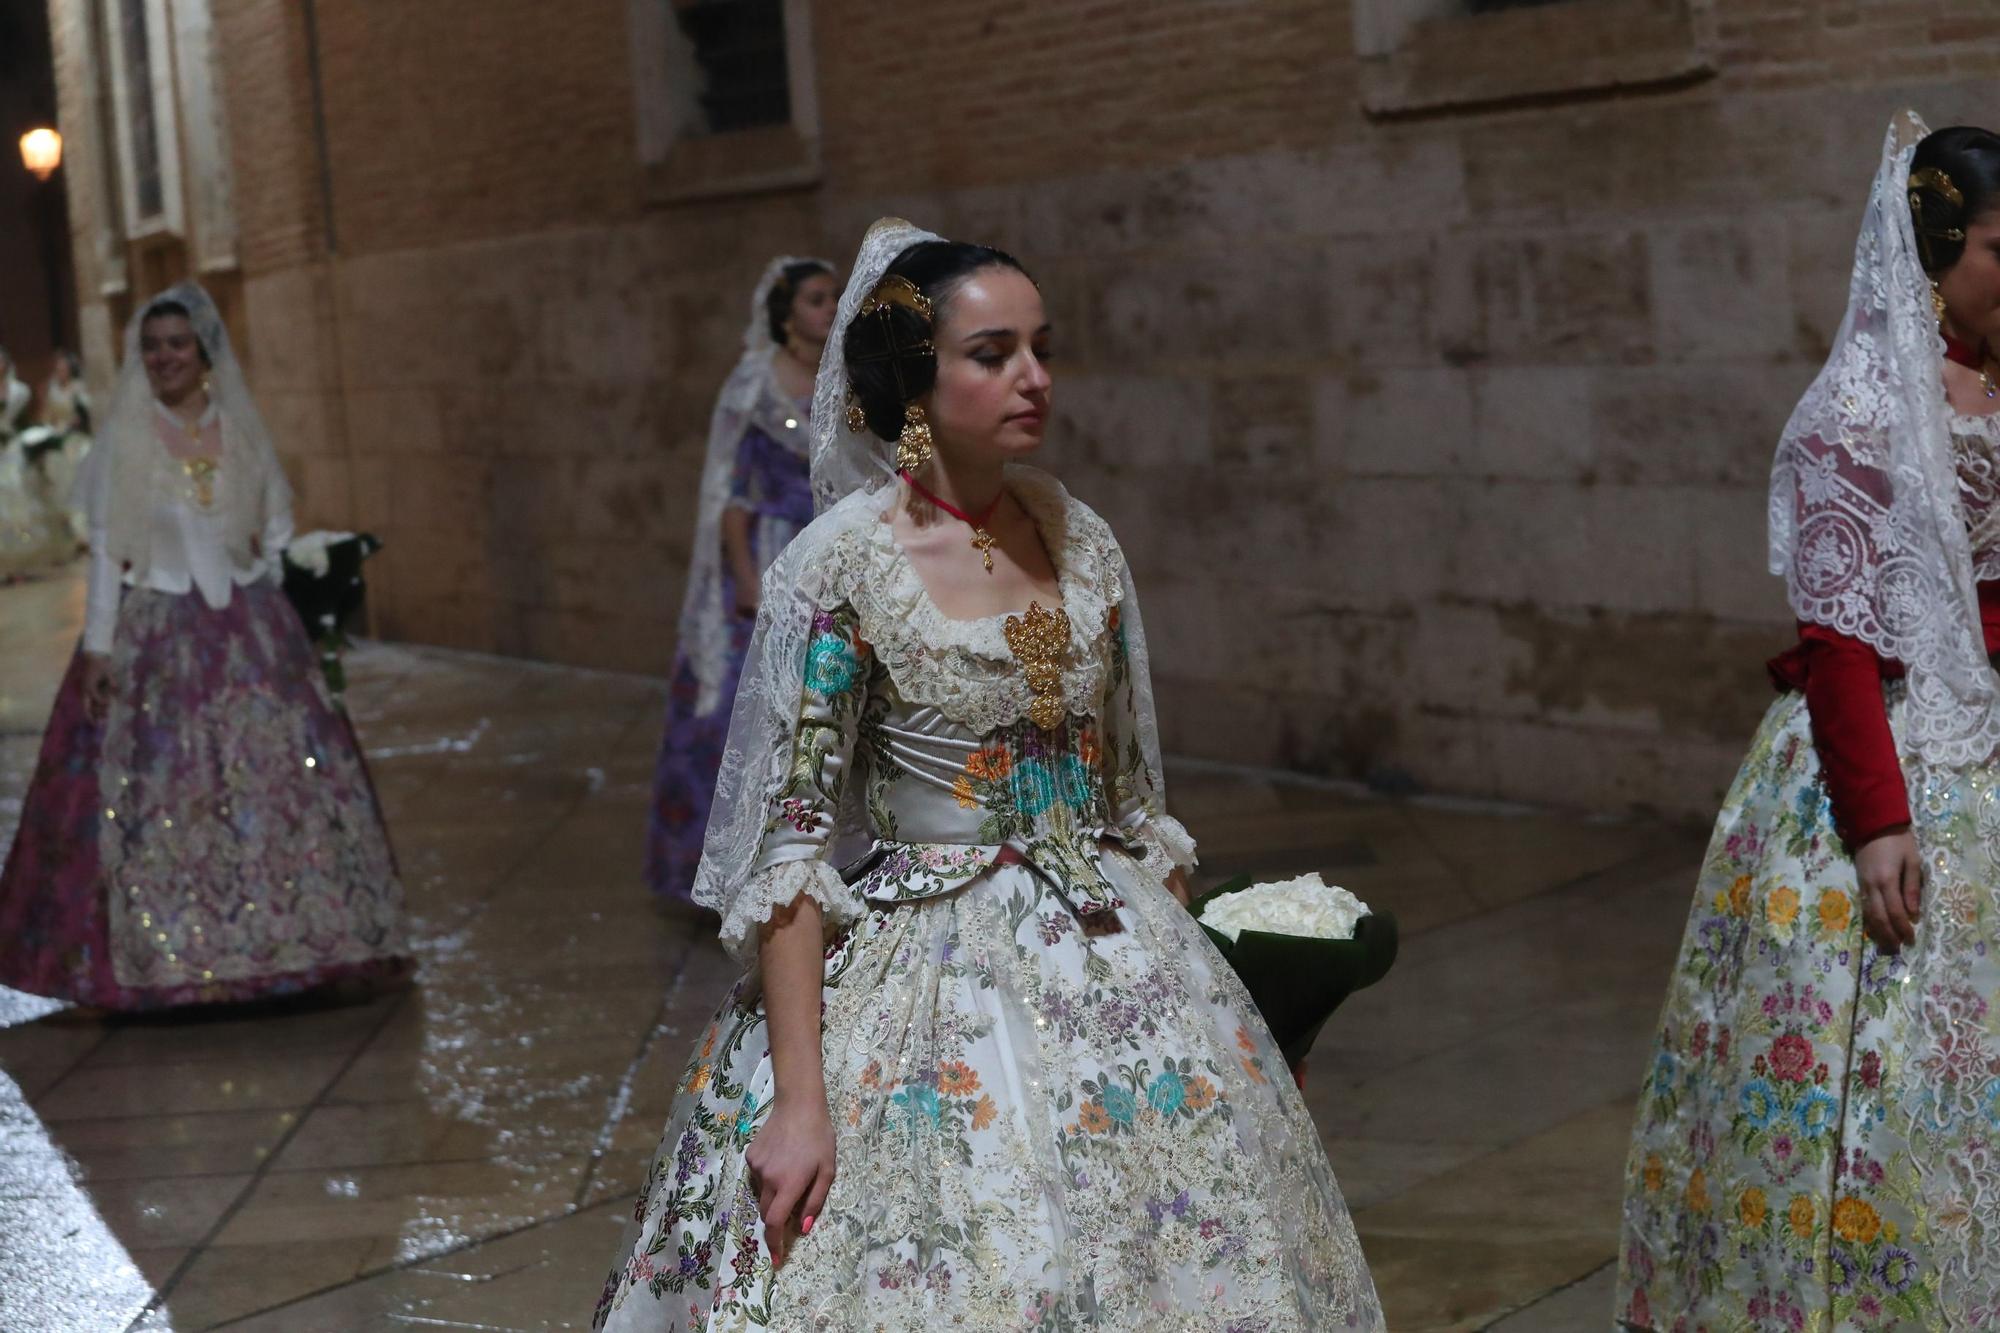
<box><xmin>716</xmin><ymin>471</ymin><xmax>1195</xmax><ymax>957</ymax></box>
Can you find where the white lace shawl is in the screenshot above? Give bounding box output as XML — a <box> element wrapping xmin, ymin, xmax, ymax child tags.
<box><xmin>697</xmin><ymin>219</ymin><xmax>1184</xmax><ymax>959</ymax></box>
<box><xmin>75</xmin><ymin>282</ymin><xmax>287</xmax><ymax>582</ymax></box>
<box><xmin>698</xmin><ymin>466</ymin><xmax>1186</xmax><ymax>957</ymax></box>
<box><xmin>1768</xmin><ymin>110</ymin><xmax>2000</xmax><ymax>771</ymax></box>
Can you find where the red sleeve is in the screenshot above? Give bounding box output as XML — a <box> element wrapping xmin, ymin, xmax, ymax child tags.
<box><xmin>1785</xmin><ymin>624</ymin><xmax>1911</xmax><ymax>847</ymax></box>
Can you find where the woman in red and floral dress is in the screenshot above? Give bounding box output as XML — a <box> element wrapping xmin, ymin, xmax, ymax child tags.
<box><xmin>1618</xmin><ymin>115</ymin><xmax>2000</xmax><ymax>1330</ymax></box>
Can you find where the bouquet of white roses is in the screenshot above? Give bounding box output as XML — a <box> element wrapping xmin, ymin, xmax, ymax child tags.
<box><xmin>1192</xmin><ymin>872</ymin><xmax>1398</xmax><ymax>1069</ymax></box>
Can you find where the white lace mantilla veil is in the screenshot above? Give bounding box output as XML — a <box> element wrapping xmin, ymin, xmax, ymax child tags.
<box><xmin>75</xmin><ymin>281</ymin><xmax>288</xmax><ymax>580</ymax></box>
<box><xmin>1770</xmin><ymin>110</ymin><xmax>2000</xmax><ymax>771</ymax></box>
<box><xmin>690</xmin><ymin>218</ymin><xmax>1179</xmax><ymax>954</ymax></box>
<box><xmin>675</xmin><ymin>254</ymin><xmax>832</xmax><ymax>717</ymax></box>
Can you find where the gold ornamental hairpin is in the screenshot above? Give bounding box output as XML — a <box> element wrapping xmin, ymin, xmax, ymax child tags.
<box><xmin>1911</xmin><ymin>166</ymin><xmax>1965</xmax><ymax>211</ymax></box>
<box><xmin>859</xmin><ymin>274</ymin><xmax>935</xmax><ymax>324</ymax></box>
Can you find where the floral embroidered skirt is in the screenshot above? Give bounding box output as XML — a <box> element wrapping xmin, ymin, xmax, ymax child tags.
<box><xmin>0</xmin><ymin>583</ymin><xmax>408</xmax><ymax>1010</ymax></box>
<box><xmin>1618</xmin><ymin>686</ymin><xmax>2000</xmax><ymax>1331</ymax></box>
<box><xmin>593</xmin><ymin>850</ymin><xmax>1382</xmax><ymax>1331</ymax></box>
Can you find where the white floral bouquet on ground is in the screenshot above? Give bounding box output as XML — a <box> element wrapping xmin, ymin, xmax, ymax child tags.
<box><xmin>1192</xmin><ymin>872</ymin><xmax>1399</xmax><ymax>1070</ymax></box>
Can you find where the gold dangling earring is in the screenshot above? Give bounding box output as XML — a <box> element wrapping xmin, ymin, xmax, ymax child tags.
<box><xmin>895</xmin><ymin>403</ymin><xmax>934</xmax><ymax>473</ymax></box>
<box><xmin>844</xmin><ymin>389</ymin><xmax>866</xmax><ymax>435</ymax></box>
<box><xmin>1933</xmin><ymin>280</ymin><xmax>1949</xmax><ymax>333</ymax></box>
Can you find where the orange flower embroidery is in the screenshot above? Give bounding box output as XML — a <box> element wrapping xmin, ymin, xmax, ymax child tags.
<box><xmin>938</xmin><ymin>1061</ymin><xmax>981</xmax><ymax>1097</ymax></box>
<box><xmin>1077</xmin><ymin>729</ymin><xmax>1101</xmax><ymax>767</ymax></box>
<box><xmin>1235</xmin><ymin>1026</ymin><xmax>1258</xmax><ymax>1055</ymax></box>
<box><xmin>1184</xmin><ymin>1076</ymin><xmax>1218</xmax><ymax>1112</ymax></box>
<box><xmin>860</xmin><ymin>1059</ymin><xmax>884</xmax><ymax>1091</ymax></box>
<box><xmin>686</xmin><ymin>1063</ymin><xmax>712</xmax><ymax>1095</ymax></box>
<box><xmin>969</xmin><ymin>1094</ymin><xmax>998</xmax><ymax>1132</ymax></box>
<box><xmin>1817</xmin><ymin>891</ymin><xmax>1853</xmax><ymax>936</ymax></box>
<box><xmin>952</xmin><ymin>775</ymin><xmax>978</xmax><ymax>809</ymax></box>
<box><xmin>1686</xmin><ymin>1168</ymin><xmax>1711</xmax><ymax>1214</ymax></box>
<box><xmin>1832</xmin><ymin>1197</ymin><xmax>1882</xmax><ymax>1245</ymax></box>
<box><xmin>1078</xmin><ymin>1099</ymin><xmax>1113</xmax><ymax>1134</ymax></box>
<box><xmin>1728</xmin><ymin>875</ymin><xmax>1753</xmax><ymax>918</ymax></box>
<box><xmin>1240</xmin><ymin>1055</ymin><xmax>1267</xmax><ymax>1085</ymax></box>
<box><xmin>966</xmin><ymin>747</ymin><xmax>1013</xmax><ymax>781</ymax></box>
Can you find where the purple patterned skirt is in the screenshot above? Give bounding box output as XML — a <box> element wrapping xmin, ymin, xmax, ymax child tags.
<box><xmin>0</xmin><ymin>582</ymin><xmax>408</xmax><ymax>1010</ymax></box>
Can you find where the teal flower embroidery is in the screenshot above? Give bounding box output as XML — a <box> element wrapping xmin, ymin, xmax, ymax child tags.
<box><xmin>892</xmin><ymin>1084</ymin><xmax>942</xmax><ymax>1133</ymax></box>
<box><xmin>1011</xmin><ymin>759</ymin><xmax>1058</xmax><ymax>818</ymax></box>
<box><xmin>1057</xmin><ymin>753</ymin><xmax>1095</xmax><ymax>812</ymax></box>
<box><xmin>1100</xmin><ymin>1084</ymin><xmax>1138</xmax><ymax>1126</ymax></box>
<box><xmin>735</xmin><ymin>1090</ymin><xmax>762</xmax><ymax>1140</ymax></box>
<box><xmin>805</xmin><ymin>632</ymin><xmax>862</xmax><ymax>697</ymax></box>
<box><xmin>1147</xmin><ymin>1070</ymin><xmax>1187</xmax><ymax>1116</ymax></box>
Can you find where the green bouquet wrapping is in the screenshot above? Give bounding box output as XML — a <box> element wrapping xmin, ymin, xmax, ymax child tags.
<box><xmin>1191</xmin><ymin>874</ymin><xmax>1399</xmax><ymax>1069</ymax></box>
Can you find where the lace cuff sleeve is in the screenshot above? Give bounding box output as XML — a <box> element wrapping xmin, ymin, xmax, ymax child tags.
<box><xmin>1102</xmin><ymin>588</ymin><xmax>1195</xmax><ymax>883</ymax></box>
<box><xmin>1124</xmin><ymin>812</ymin><xmax>1198</xmax><ymax>882</ymax></box>
<box><xmin>716</xmin><ymin>859</ymin><xmax>861</xmax><ymax>963</ymax></box>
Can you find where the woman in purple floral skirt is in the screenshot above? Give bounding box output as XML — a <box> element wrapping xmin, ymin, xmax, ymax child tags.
<box><xmin>0</xmin><ymin>284</ymin><xmax>407</xmax><ymax>1012</ymax></box>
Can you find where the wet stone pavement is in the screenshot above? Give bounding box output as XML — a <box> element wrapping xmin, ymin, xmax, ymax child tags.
<box><xmin>0</xmin><ymin>565</ymin><xmax>1707</xmax><ymax>1331</ymax></box>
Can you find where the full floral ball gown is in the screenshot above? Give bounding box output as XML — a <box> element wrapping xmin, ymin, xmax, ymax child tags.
<box><xmin>593</xmin><ymin>467</ymin><xmax>1382</xmax><ymax>1331</ymax></box>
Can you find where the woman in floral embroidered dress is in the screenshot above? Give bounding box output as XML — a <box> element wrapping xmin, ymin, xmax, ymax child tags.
<box><xmin>0</xmin><ymin>344</ymin><xmax>67</xmax><ymax>580</ymax></box>
<box><xmin>1618</xmin><ymin>117</ymin><xmax>2000</xmax><ymax>1330</ymax></box>
<box><xmin>591</xmin><ymin>221</ymin><xmax>1382</xmax><ymax>1330</ymax></box>
<box><xmin>0</xmin><ymin>284</ymin><xmax>408</xmax><ymax>1013</ymax></box>
<box><xmin>649</xmin><ymin>257</ymin><xmax>838</xmax><ymax>902</ymax></box>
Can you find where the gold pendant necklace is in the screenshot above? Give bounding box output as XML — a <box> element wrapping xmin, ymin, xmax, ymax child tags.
<box><xmin>171</xmin><ymin>409</ymin><xmax>218</xmax><ymax>507</ymax></box>
<box><xmin>902</xmin><ymin>471</ymin><xmax>1005</xmax><ymax>574</ymax></box>
<box><xmin>183</xmin><ymin>456</ymin><xmax>217</xmax><ymax>507</ymax></box>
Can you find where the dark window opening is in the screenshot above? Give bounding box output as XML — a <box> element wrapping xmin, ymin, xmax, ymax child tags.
<box><xmin>672</xmin><ymin>0</ymin><xmax>791</xmax><ymax>135</ymax></box>
<box><xmin>117</xmin><ymin>0</ymin><xmax>163</xmax><ymax>219</ymax></box>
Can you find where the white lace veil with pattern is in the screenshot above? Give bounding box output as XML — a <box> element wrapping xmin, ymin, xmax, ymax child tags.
<box><xmin>75</xmin><ymin>281</ymin><xmax>287</xmax><ymax>578</ymax></box>
<box><xmin>1768</xmin><ymin>110</ymin><xmax>2000</xmax><ymax>772</ymax></box>
<box><xmin>690</xmin><ymin>219</ymin><xmax>1177</xmax><ymax>950</ymax></box>
<box><xmin>675</xmin><ymin>255</ymin><xmax>831</xmax><ymax>717</ymax></box>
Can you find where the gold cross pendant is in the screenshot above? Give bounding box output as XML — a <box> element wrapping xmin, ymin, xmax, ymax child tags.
<box><xmin>970</xmin><ymin>527</ymin><xmax>996</xmax><ymax>573</ymax></box>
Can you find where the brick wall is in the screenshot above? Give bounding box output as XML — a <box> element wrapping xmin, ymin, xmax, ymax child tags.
<box><xmin>46</xmin><ymin>0</ymin><xmax>2000</xmax><ymax>817</ymax></box>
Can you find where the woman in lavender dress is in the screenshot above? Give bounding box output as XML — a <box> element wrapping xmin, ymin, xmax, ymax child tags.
<box><xmin>647</xmin><ymin>257</ymin><xmax>837</xmax><ymax>900</ymax></box>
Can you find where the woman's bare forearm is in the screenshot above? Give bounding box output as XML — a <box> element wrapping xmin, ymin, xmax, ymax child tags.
<box><xmin>722</xmin><ymin>508</ymin><xmax>762</xmax><ymax>598</ymax></box>
<box><xmin>759</xmin><ymin>894</ymin><xmax>826</xmax><ymax>1100</ymax></box>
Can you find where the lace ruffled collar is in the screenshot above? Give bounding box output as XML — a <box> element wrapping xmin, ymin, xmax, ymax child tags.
<box><xmin>820</xmin><ymin>466</ymin><xmax>1126</xmax><ymax>735</ymax></box>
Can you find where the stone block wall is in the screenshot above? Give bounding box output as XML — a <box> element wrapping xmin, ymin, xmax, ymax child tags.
<box><xmin>44</xmin><ymin>0</ymin><xmax>2000</xmax><ymax>817</ymax></box>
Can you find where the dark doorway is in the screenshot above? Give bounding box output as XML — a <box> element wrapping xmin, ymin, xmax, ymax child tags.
<box><xmin>0</xmin><ymin>0</ymin><xmax>80</xmax><ymax>392</ymax></box>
